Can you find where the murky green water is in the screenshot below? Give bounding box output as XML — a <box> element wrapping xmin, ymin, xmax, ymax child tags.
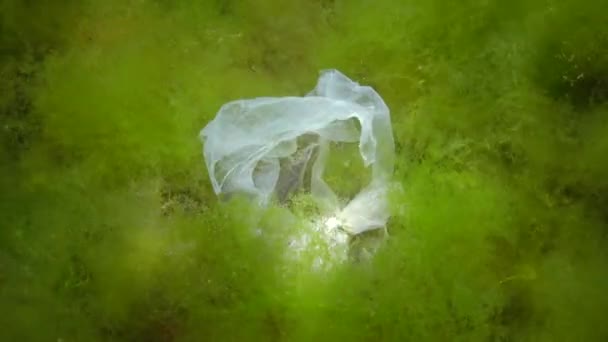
<box><xmin>1</xmin><ymin>1</ymin><xmax>607</xmax><ymax>341</ymax></box>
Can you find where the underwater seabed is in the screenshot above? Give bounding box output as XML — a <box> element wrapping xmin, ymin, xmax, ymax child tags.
<box><xmin>1</xmin><ymin>0</ymin><xmax>608</xmax><ymax>340</ymax></box>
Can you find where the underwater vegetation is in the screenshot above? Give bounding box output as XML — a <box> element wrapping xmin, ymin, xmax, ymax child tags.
<box><xmin>1</xmin><ymin>0</ymin><xmax>607</xmax><ymax>341</ymax></box>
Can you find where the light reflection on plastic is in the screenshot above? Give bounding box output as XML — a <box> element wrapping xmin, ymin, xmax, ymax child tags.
<box><xmin>286</xmin><ymin>215</ymin><xmax>350</xmax><ymax>272</ymax></box>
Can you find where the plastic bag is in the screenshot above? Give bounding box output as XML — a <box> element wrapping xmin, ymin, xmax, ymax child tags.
<box><xmin>200</xmin><ymin>70</ymin><xmax>394</xmax><ymax>234</ymax></box>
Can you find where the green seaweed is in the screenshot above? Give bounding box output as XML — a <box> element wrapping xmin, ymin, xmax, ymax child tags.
<box><xmin>1</xmin><ymin>0</ymin><xmax>607</xmax><ymax>341</ymax></box>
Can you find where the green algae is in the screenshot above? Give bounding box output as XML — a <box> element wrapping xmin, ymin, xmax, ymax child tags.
<box><xmin>1</xmin><ymin>0</ymin><xmax>607</xmax><ymax>340</ymax></box>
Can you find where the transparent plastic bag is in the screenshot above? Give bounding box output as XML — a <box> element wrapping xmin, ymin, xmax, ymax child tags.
<box><xmin>200</xmin><ymin>70</ymin><xmax>394</xmax><ymax>234</ymax></box>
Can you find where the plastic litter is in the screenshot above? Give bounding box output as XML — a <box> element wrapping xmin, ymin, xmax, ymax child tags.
<box><xmin>200</xmin><ymin>69</ymin><xmax>394</xmax><ymax>235</ymax></box>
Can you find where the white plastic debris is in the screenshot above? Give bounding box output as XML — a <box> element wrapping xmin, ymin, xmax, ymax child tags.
<box><xmin>200</xmin><ymin>69</ymin><xmax>394</xmax><ymax>236</ymax></box>
<box><xmin>285</xmin><ymin>215</ymin><xmax>351</xmax><ymax>272</ymax></box>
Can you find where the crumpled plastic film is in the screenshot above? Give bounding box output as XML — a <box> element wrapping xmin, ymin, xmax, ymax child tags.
<box><xmin>201</xmin><ymin>70</ymin><xmax>394</xmax><ymax>234</ymax></box>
